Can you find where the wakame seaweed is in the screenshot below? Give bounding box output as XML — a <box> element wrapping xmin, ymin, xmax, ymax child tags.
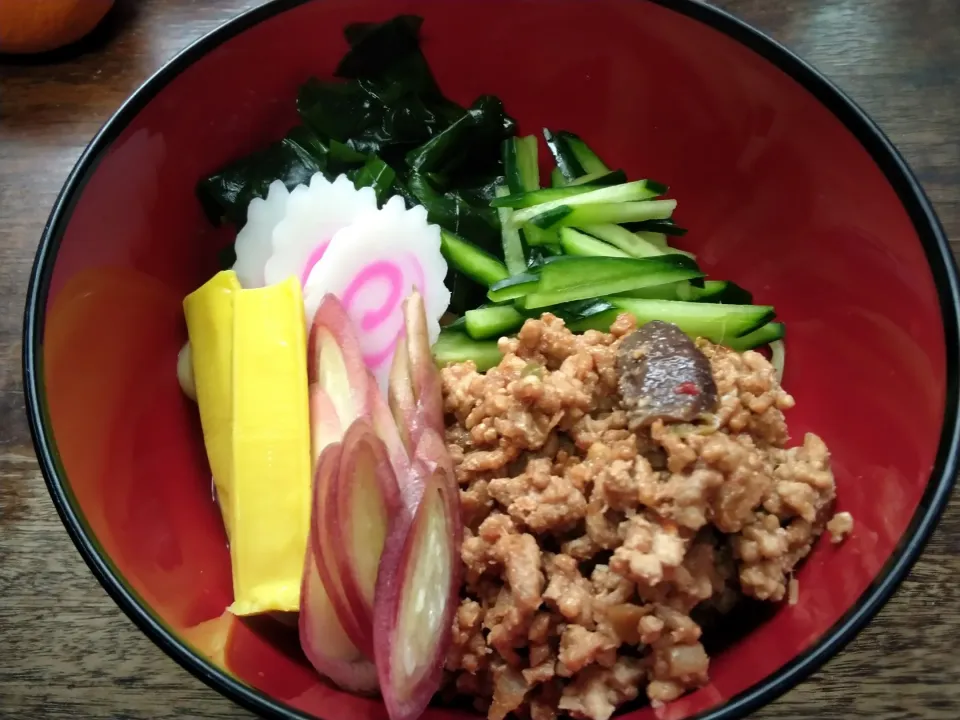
<box><xmin>197</xmin><ymin>126</ymin><xmax>327</xmax><ymax>226</ymax></box>
<box><xmin>406</xmin><ymin>95</ymin><xmax>513</xmax><ymax>176</ymax></box>
<box><xmin>406</xmin><ymin>172</ymin><xmax>501</xmax><ymax>255</ymax></box>
<box><xmin>348</xmin><ymin>156</ymin><xmax>397</xmax><ymax>205</ymax></box>
<box><xmin>337</xmin><ymin>16</ymin><xmax>442</xmax><ymax>99</ymax></box>
<box><xmin>297</xmin><ymin>77</ymin><xmax>455</xmax><ymax>167</ymax></box>
<box><xmin>195</xmin><ymin>13</ymin><xmax>517</xmax><ymax>313</ymax></box>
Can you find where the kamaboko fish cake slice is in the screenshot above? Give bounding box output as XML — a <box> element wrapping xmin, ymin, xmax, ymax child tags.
<box><xmin>264</xmin><ymin>173</ymin><xmax>379</xmax><ymax>293</ymax></box>
<box><xmin>232</xmin><ymin>180</ymin><xmax>290</xmax><ymax>289</ymax></box>
<box><xmin>302</xmin><ymin>195</ymin><xmax>450</xmax><ymax>393</ymax></box>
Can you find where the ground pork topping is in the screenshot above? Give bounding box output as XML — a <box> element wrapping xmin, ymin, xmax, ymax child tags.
<box><xmin>441</xmin><ymin>314</ymin><xmax>849</xmax><ymax>720</ymax></box>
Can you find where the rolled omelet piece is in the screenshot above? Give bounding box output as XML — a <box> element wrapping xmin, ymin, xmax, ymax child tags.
<box><xmin>183</xmin><ymin>270</ymin><xmax>242</xmax><ymax>537</ymax></box>
<box><xmin>227</xmin><ymin>276</ymin><xmax>311</xmax><ymax>616</ymax></box>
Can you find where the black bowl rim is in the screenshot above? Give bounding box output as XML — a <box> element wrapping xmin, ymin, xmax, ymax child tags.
<box><xmin>22</xmin><ymin>0</ymin><xmax>960</xmax><ymax>719</ymax></box>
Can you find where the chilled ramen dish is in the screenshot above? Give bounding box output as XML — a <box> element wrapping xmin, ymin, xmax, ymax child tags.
<box><xmin>176</xmin><ymin>15</ymin><xmax>853</xmax><ymax>720</ymax></box>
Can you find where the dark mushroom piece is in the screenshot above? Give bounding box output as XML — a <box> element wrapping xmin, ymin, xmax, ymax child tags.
<box><xmin>616</xmin><ymin>320</ymin><xmax>718</xmax><ymax>430</ymax></box>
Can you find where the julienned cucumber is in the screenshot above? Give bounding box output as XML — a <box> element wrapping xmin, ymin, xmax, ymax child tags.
<box><xmin>544</xmin><ymin>128</ymin><xmax>585</xmax><ymax>180</ymax></box>
<box><xmin>503</xmin><ymin>136</ymin><xmax>539</xmax><ymax>194</ymax></box>
<box><xmin>536</xmin><ymin>255</ymin><xmax>698</xmax><ymax>291</ymax></box>
<box><xmin>727</xmin><ymin>322</ymin><xmax>785</xmax><ymax>351</ymax></box>
<box><xmin>546</xmin><ymin>299</ymin><xmax>617</xmax><ymax>325</ymax></box>
<box><xmin>524</xmin><ymin>228</ymin><xmax>560</xmax><ymax>246</ymax></box>
<box><xmin>694</xmin><ymin>280</ymin><xmax>753</xmax><ymax>304</ymax></box>
<box><xmin>444</xmin><ymin>127</ymin><xmax>782</xmax><ymax>360</ymax></box>
<box><xmin>591</xmin><ymin>297</ymin><xmax>774</xmax><ymax>342</ymax></box>
<box><xmin>629</xmin><ymin>218</ymin><xmax>688</xmax><ymax>237</ymax></box>
<box><xmin>464</xmin><ymin>305</ymin><xmax>526</xmax><ymax>340</ymax></box>
<box><xmin>617</xmin><ymin>281</ymin><xmax>689</xmax><ymax>300</ymax></box>
<box><xmin>516</xmin><ymin>136</ymin><xmax>540</xmax><ymax>192</ymax></box>
<box><xmin>440</xmin><ymin>229</ymin><xmax>509</xmax><ymax>287</ymax></box>
<box><xmin>525</xmin><ymin>245</ymin><xmax>563</xmax><ymax>269</ymax></box>
<box><xmin>580</xmin><ymin>224</ymin><xmax>667</xmax><ymax>258</ymax></box>
<box><xmin>493</xmin><ymin>182</ymin><xmax>627</xmax><ymax>209</ymax></box>
<box><xmin>510</xmin><ymin>181</ymin><xmax>669</xmax><ymax>226</ymax></box>
<box><xmin>517</xmin><ymin>256</ymin><xmax>703</xmax><ymax>309</ymax></box>
<box><xmin>620</xmin><ymin>279</ymin><xmax>754</xmax><ymax>303</ymax></box>
<box><xmin>433</xmin><ymin>331</ymin><xmax>502</xmax><ymax>371</ymax></box>
<box><xmin>636</xmin><ymin>230</ymin><xmax>668</xmax><ymax>247</ymax></box>
<box><xmin>527</xmin><ymin>200</ymin><xmax>677</xmax><ymax>231</ymax></box>
<box><xmin>559</xmin><ymin>228</ymin><xmax>630</xmax><ymax>258</ymax></box>
<box><xmin>504</xmin><ymin>135</ymin><xmax>553</xmax><ymax>247</ymax></box>
<box><xmin>488</xmin><ymin>273</ymin><xmax>540</xmax><ymax>303</ymax></box>
<box><xmin>495</xmin><ymin>186</ymin><xmax>526</xmax><ymax>276</ymax></box>
<box><xmin>569</xmin><ymin>169</ymin><xmax>627</xmax><ymax>186</ymax></box>
<box><xmin>558</xmin><ymin>131</ymin><xmax>610</xmax><ymax>175</ymax></box>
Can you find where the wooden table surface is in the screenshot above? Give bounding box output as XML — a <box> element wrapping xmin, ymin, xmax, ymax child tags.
<box><xmin>1</xmin><ymin>0</ymin><xmax>958</xmax><ymax>718</ymax></box>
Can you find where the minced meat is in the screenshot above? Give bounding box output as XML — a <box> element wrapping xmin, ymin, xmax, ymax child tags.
<box><xmin>440</xmin><ymin>313</ymin><xmax>849</xmax><ymax>720</ymax></box>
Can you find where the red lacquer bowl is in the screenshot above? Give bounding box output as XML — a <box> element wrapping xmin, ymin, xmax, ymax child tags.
<box><xmin>23</xmin><ymin>1</ymin><xmax>960</xmax><ymax>719</ymax></box>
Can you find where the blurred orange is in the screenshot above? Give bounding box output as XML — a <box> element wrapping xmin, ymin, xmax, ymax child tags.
<box><xmin>0</xmin><ymin>0</ymin><xmax>115</xmax><ymax>54</ymax></box>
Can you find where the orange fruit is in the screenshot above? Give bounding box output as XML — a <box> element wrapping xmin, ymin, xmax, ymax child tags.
<box><xmin>0</xmin><ymin>0</ymin><xmax>115</xmax><ymax>55</ymax></box>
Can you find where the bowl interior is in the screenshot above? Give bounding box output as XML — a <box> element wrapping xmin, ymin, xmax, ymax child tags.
<box><xmin>32</xmin><ymin>1</ymin><xmax>951</xmax><ymax>719</ymax></box>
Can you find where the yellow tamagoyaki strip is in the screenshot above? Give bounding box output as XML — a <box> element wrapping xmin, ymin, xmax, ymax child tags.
<box><xmin>184</xmin><ymin>272</ymin><xmax>312</xmax><ymax>616</ymax></box>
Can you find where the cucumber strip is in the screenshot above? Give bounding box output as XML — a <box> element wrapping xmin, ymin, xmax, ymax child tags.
<box><xmin>502</xmin><ymin>138</ymin><xmax>524</xmax><ymax>195</ymax></box>
<box><xmin>618</xmin><ymin>279</ymin><xmax>747</xmax><ymax>302</ymax></box>
<box><xmin>636</xmin><ymin>230</ymin><xmax>669</xmax><ymax>247</ymax></box>
<box><xmin>504</xmin><ymin>135</ymin><xmax>540</xmax><ymax>194</ymax></box>
<box><xmin>432</xmin><ymin>331</ymin><xmax>502</xmax><ymax>371</ymax></box>
<box><xmin>607</xmin><ymin>297</ymin><xmax>775</xmax><ymax>342</ymax></box>
<box><xmin>550</xmin><ymin>299</ymin><xmax>618</xmax><ymax>326</ymax></box>
<box><xmin>516</xmin><ymin>136</ymin><xmax>540</xmax><ymax>192</ymax></box>
<box><xmin>543</xmin><ymin>129</ymin><xmax>585</xmax><ymax>180</ymax></box>
<box><xmin>692</xmin><ymin>280</ymin><xmax>754</xmax><ymax>305</ymax></box>
<box><xmin>511</xmin><ymin>136</ymin><xmax>555</xmax><ymax>248</ymax></box>
<box><xmin>537</xmin><ymin>254</ymin><xmax>699</xmax><ymax>291</ymax></box>
<box><xmin>514</xmin><ymin>297</ymin><xmax>614</xmax><ymax>320</ymax></box>
<box><xmin>559</xmin><ymin>228</ymin><xmax>630</xmax><ymax>258</ymax></box>
<box><xmin>510</xmin><ymin>181</ymin><xmax>669</xmax><ymax>227</ymax></box>
<box><xmin>464</xmin><ymin>305</ymin><xmax>526</xmax><ymax>340</ymax></box>
<box><xmin>524</xmin><ymin>227</ymin><xmax>561</xmax><ymax>246</ymax></box>
<box><xmin>490</xmin><ymin>170</ymin><xmax>632</xmax><ymax>208</ymax></box>
<box><xmin>727</xmin><ymin>322</ymin><xmax>785</xmax><ymax>351</ymax></box>
<box><xmin>618</xmin><ymin>281</ymin><xmax>690</xmax><ymax>300</ymax></box>
<box><xmin>490</xmin><ymin>183</ymin><xmax>632</xmax><ymax>212</ymax></box>
<box><xmin>495</xmin><ymin>186</ymin><xmax>526</xmax><ymax>275</ymax></box>
<box><xmin>524</xmin><ymin>224</ymin><xmax>556</xmax><ymax>248</ymax></box>
<box><xmin>493</xmin><ymin>183</ymin><xmax>620</xmax><ymax>209</ymax></box>
<box><xmin>690</xmin><ymin>280</ymin><xmax>730</xmax><ymax>301</ymax></box>
<box><xmin>527</xmin><ymin>200</ymin><xmax>677</xmax><ymax>230</ymax></box>
<box><xmin>518</xmin><ymin>257</ymin><xmax>703</xmax><ymax>309</ymax></box>
<box><xmin>488</xmin><ymin>273</ymin><xmax>540</xmax><ymax>303</ymax></box>
<box><xmin>635</xmin><ymin>230</ymin><xmax>697</xmax><ymax>259</ymax></box>
<box><xmin>558</xmin><ymin>131</ymin><xmax>610</xmax><ymax>175</ymax></box>
<box><xmin>629</xmin><ymin>218</ymin><xmax>689</xmax><ymax>237</ymax></box>
<box><xmin>526</xmin><ymin>205</ymin><xmax>574</xmax><ymax>229</ymax></box>
<box><xmin>568</xmin><ymin>169</ymin><xmax>628</xmax><ymax>186</ymax></box>
<box><xmin>580</xmin><ymin>224</ymin><xmax>667</xmax><ymax>258</ymax></box>
<box><xmin>440</xmin><ymin>230</ymin><xmax>509</xmax><ymax>287</ymax></box>
<box><xmin>550</xmin><ymin>167</ymin><xmax>566</xmax><ymax>188</ymax></box>
<box><xmin>567</xmin><ymin>309</ymin><xmax>622</xmax><ymax>333</ymax></box>
<box><xmin>637</xmin><ymin>229</ymin><xmax>669</xmax><ymax>248</ymax></box>
<box><xmin>526</xmin><ymin>245</ymin><xmax>562</xmax><ymax>269</ymax></box>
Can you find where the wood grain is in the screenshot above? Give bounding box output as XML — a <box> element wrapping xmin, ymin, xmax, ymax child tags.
<box><xmin>1</xmin><ymin>1</ymin><xmax>958</xmax><ymax>718</ymax></box>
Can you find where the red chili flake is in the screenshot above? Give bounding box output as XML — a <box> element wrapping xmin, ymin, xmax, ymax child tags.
<box><xmin>675</xmin><ymin>382</ymin><xmax>699</xmax><ymax>396</ymax></box>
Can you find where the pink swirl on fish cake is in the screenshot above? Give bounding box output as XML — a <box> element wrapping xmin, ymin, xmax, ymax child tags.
<box><xmin>340</xmin><ymin>253</ymin><xmax>425</xmax><ymax>372</ymax></box>
<box><xmin>299</xmin><ymin>239</ymin><xmax>333</xmax><ymax>286</ymax></box>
